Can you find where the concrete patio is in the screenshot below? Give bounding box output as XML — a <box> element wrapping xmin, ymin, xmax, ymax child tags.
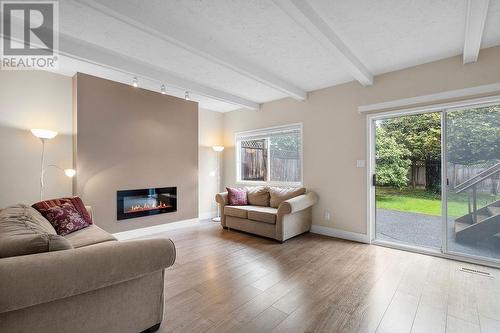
<box><xmin>376</xmin><ymin>209</ymin><xmax>500</xmax><ymax>259</ymax></box>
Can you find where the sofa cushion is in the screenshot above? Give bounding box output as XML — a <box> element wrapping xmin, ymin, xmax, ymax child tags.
<box><xmin>224</xmin><ymin>206</ymin><xmax>248</xmax><ymax>219</ymax></box>
<box><xmin>226</xmin><ymin>187</ymin><xmax>248</xmax><ymax>205</ymax></box>
<box><xmin>247</xmin><ymin>206</ymin><xmax>277</xmax><ymax>224</ymax></box>
<box><xmin>269</xmin><ymin>187</ymin><xmax>306</xmax><ymax>208</ymax></box>
<box><xmin>0</xmin><ymin>204</ymin><xmax>72</xmax><ymax>258</ymax></box>
<box><xmin>63</xmin><ymin>224</ymin><xmax>116</xmax><ymax>248</ymax></box>
<box><xmin>246</xmin><ymin>186</ymin><xmax>270</xmax><ymax>206</ymax></box>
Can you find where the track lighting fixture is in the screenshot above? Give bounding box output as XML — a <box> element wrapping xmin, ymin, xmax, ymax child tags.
<box><xmin>132</xmin><ymin>76</ymin><xmax>138</xmax><ymax>88</ymax></box>
<box><xmin>185</xmin><ymin>91</ymin><xmax>190</xmax><ymax>101</ymax></box>
<box><xmin>161</xmin><ymin>84</ymin><xmax>166</xmax><ymax>94</ymax></box>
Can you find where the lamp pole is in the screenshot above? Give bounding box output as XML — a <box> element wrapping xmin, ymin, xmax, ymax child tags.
<box><xmin>212</xmin><ymin>146</ymin><xmax>224</xmax><ymax>222</ymax></box>
<box><xmin>31</xmin><ymin>129</ymin><xmax>75</xmax><ymax>201</ymax></box>
<box><xmin>39</xmin><ymin>138</ymin><xmax>47</xmax><ymax>201</ymax></box>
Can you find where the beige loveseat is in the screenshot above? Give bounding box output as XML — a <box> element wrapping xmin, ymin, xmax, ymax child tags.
<box><xmin>0</xmin><ymin>204</ymin><xmax>176</xmax><ymax>333</ymax></box>
<box><xmin>216</xmin><ymin>187</ymin><xmax>318</xmax><ymax>242</ymax></box>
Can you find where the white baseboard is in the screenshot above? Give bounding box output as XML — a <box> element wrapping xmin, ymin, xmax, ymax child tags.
<box><xmin>310</xmin><ymin>225</ymin><xmax>370</xmax><ymax>244</ymax></box>
<box><xmin>113</xmin><ymin>218</ymin><xmax>199</xmax><ymax>241</ymax></box>
<box><xmin>199</xmin><ymin>211</ymin><xmax>217</xmax><ymax>220</ymax></box>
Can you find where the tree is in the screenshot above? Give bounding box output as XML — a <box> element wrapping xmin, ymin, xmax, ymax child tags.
<box><xmin>380</xmin><ymin>113</ymin><xmax>441</xmax><ymax>190</ymax></box>
<box><xmin>447</xmin><ymin>106</ymin><xmax>500</xmax><ymax>165</ymax></box>
<box><xmin>375</xmin><ymin>127</ymin><xmax>412</xmax><ymax>188</ymax></box>
<box><xmin>447</xmin><ymin>106</ymin><xmax>500</xmax><ymax>195</ymax></box>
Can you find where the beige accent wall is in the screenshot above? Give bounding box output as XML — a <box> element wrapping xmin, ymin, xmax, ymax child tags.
<box><xmin>223</xmin><ymin>45</ymin><xmax>500</xmax><ymax>235</ymax></box>
<box><xmin>198</xmin><ymin>108</ymin><xmax>224</xmax><ymax>218</ymax></box>
<box><xmin>75</xmin><ymin>73</ymin><xmax>198</xmax><ymax>233</ymax></box>
<box><xmin>0</xmin><ymin>71</ymin><xmax>73</xmax><ymax>208</ymax></box>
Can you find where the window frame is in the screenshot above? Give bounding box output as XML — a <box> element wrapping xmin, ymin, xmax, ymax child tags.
<box><xmin>235</xmin><ymin>123</ymin><xmax>303</xmax><ymax>187</ymax></box>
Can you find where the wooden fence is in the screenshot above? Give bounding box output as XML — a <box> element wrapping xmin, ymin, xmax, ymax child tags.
<box><xmin>406</xmin><ymin>162</ymin><xmax>499</xmax><ymax>194</ymax></box>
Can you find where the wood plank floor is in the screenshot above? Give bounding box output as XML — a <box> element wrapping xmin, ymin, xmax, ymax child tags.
<box><xmin>143</xmin><ymin>221</ymin><xmax>500</xmax><ymax>333</ymax></box>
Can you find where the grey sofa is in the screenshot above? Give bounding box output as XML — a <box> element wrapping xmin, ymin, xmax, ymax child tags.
<box><xmin>0</xmin><ymin>204</ymin><xmax>176</xmax><ymax>333</ymax></box>
<box><xmin>216</xmin><ymin>186</ymin><xmax>318</xmax><ymax>242</ymax></box>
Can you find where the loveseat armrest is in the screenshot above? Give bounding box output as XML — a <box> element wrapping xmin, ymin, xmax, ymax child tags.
<box><xmin>278</xmin><ymin>192</ymin><xmax>319</xmax><ymax>215</ymax></box>
<box><xmin>0</xmin><ymin>238</ymin><xmax>176</xmax><ymax>313</ymax></box>
<box><xmin>215</xmin><ymin>192</ymin><xmax>229</xmax><ymax>227</ymax></box>
<box><xmin>215</xmin><ymin>192</ymin><xmax>228</xmax><ymax>205</ymax></box>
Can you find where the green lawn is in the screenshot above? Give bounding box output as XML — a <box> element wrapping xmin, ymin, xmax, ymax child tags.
<box><xmin>376</xmin><ymin>187</ymin><xmax>499</xmax><ymax>217</ymax></box>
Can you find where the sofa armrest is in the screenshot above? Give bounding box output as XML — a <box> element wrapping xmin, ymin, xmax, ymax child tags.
<box><xmin>0</xmin><ymin>238</ymin><xmax>176</xmax><ymax>313</ymax></box>
<box><xmin>278</xmin><ymin>192</ymin><xmax>319</xmax><ymax>216</ymax></box>
<box><xmin>215</xmin><ymin>192</ymin><xmax>228</xmax><ymax>205</ymax></box>
<box><xmin>85</xmin><ymin>205</ymin><xmax>93</xmax><ymax>222</ymax></box>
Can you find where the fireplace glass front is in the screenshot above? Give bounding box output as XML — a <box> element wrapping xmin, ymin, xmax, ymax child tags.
<box><xmin>117</xmin><ymin>187</ymin><xmax>177</xmax><ymax>220</ymax></box>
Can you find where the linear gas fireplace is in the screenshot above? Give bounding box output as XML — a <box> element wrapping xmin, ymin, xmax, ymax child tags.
<box><xmin>117</xmin><ymin>187</ymin><xmax>177</xmax><ymax>220</ymax></box>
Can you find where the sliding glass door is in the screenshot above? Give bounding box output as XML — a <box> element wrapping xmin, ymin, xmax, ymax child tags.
<box><xmin>445</xmin><ymin>105</ymin><xmax>500</xmax><ymax>262</ymax></box>
<box><xmin>371</xmin><ymin>101</ymin><xmax>500</xmax><ymax>265</ymax></box>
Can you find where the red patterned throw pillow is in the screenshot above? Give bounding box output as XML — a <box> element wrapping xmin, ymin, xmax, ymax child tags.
<box><xmin>32</xmin><ymin>197</ymin><xmax>93</xmax><ymax>236</ymax></box>
<box><xmin>226</xmin><ymin>187</ymin><xmax>248</xmax><ymax>206</ymax></box>
<box><xmin>33</xmin><ymin>197</ymin><xmax>93</xmax><ymax>226</ymax></box>
<box><xmin>43</xmin><ymin>203</ymin><xmax>90</xmax><ymax>236</ymax></box>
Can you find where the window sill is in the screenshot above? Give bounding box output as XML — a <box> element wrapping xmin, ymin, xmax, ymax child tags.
<box><xmin>236</xmin><ymin>180</ymin><xmax>303</xmax><ymax>188</ymax></box>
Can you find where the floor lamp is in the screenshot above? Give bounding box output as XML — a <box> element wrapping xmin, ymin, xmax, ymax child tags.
<box><xmin>31</xmin><ymin>129</ymin><xmax>76</xmax><ymax>201</ymax></box>
<box><xmin>212</xmin><ymin>145</ymin><xmax>224</xmax><ymax>222</ymax></box>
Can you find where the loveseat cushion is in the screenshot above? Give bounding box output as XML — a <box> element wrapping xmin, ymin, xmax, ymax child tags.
<box><xmin>247</xmin><ymin>206</ymin><xmax>277</xmax><ymax>224</ymax></box>
<box><xmin>224</xmin><ymin>206</ymin><xmax>248</xmax><ymax>219</ymax></box>
<box><xmin>63</xmin><ymin>224</ymin><xmax>116</xmax><ymax>248</ymax></box>
<box><xmin>246</xmin><ymin>186</ymin><xmax>270</xmax><ymax>206</ymax></box>
<box><xmin>269</xmin><ymin>187</ymin><xmax>306</xmax><ymax>208</ymax></box>
<box><xmin>0</xmin><ymin>204</ymin><xmax>72</xmax><ymax>258</ymax></box>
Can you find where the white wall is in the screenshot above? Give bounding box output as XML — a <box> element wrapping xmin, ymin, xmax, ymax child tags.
<box><xmin>222</xmin><ymin>45</ymin><xmax>500</xmax><ymax>236</ymax></box>
<box><xmin>198</xmin><ymin>108</ymin><xmax>224</xmax><ymax>219</ymax></box>
<box><xmin>0</xmin><ymin>70</ymin><xmax>73</xmax><ymax>208</ymax></box>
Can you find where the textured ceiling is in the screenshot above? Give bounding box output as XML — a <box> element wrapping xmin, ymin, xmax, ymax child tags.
<box><xmin>55</xmin><ymin>0</ymin><xmax>500</xmax><ymax>111</ymax></box>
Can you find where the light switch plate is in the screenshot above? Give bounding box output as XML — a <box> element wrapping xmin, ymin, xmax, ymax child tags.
<box><xmin>356</xmin><ymin>160</ymin><xmax>365</xmax><ymax>168</ymax></box>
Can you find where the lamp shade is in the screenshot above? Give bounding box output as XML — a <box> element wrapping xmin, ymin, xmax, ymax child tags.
<box><xmin>64</xmin><ymin>169</ymin><xmax>76</xmax><ymax>178</ymax></box>
<box><xmin>31</xmin><ymin>129</ymin><xmax>58</xmax><ymax>140</ymax></box>
<box><xmin>212</xmin><ymin>145</ymin><xmax>224</xmax><ymax>152</ymax></box>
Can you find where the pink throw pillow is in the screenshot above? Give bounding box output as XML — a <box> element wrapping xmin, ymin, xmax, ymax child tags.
<box><xmin>43</xmin><ymin>203</ymin><xmax>91</xmax><ymax>236</ymax></box>
<box><xmin>226</xmin><ymin>187</ymin><xmax>248</xmax><ymax>206</ymax></box>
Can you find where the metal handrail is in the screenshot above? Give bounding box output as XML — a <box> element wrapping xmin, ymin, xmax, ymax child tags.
<box><xmin>455</xmin><ymin>163</ymin><xmax>500</xmax><ymax>193</ymax></box>
<box><xmin>454</xmin><ymin>162</ymin><xmax>500</xmax><ymax>225</ymax></box>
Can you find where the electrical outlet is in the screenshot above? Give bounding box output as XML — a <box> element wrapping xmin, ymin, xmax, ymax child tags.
<box><xmin>324</xmin><ymin>211</ymin><xmax>331</xmax><ymax>221</ymax></box>
<box><xmin>356</xmin><ymin>160</ymin><xmax>365</xmax><ymax>168</ymax></box>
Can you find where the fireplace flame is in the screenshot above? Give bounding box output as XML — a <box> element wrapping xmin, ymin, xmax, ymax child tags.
<box><xmin>127</xmin><ymin>201</ymin><xmax>170</xmax><ymax>213</ymax></box>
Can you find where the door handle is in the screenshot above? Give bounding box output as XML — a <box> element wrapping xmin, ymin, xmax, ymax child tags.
<box><xmin>372</xmin><ymin>174</ymin><xmax>377</xmax><ymax>186</ymax></box>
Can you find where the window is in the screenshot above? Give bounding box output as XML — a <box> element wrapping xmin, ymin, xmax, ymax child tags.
<box><xmin>236</xmin><ymin>123</ymin><xmax>302</xmax><ymax>185</ymax></box>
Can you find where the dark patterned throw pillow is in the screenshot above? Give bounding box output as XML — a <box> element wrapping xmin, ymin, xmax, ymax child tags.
<box><xmin>33</xmin><ymin>197</ymin><xmax>93</xmax><ymax>226</ymax></box>
<box><xmin>43</xmin><ymin>203</ymin><xmax>91</xmax><ymax>236</ymax></box>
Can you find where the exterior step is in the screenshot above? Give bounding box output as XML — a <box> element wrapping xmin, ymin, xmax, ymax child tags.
<box><xmin>476</xmin><ymin>214</ymin><xmax>491</xmax><ymax>222</ymax></box>
<box><xmin>456</xmin><ymin>214</ymin><xmax>500</xmax><ymax>243</ymax></box>
<box><xmin>455</xmin><ymin>221</ymin><xmax>471</xmax><ymax>233</ymax></box>
<box><xmin>488</xmin><ymin>206</ymin><xmax>500</xmax><ymax>216</ymax></box>
<box><xmin>455</xmin><ymin>199</ymin><xmax>500</xmax><ymax>224</ymax></box>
